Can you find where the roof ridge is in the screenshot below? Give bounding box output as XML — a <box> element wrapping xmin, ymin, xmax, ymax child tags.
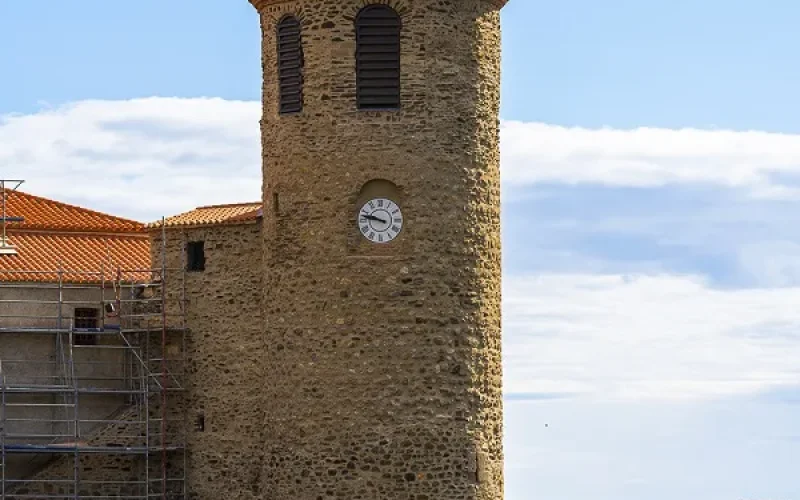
<box><xmin>3</xmin><ymin>189</ymin><xmax>145</xmax><ymax>227</ymax></box>
<box><xmin>196</xmin><ymin>201</ymin><xmax>262</xmax><ymax>209</ymax></box>
<box><xmin>148</xmin><ymin>201</ymin><xmax>263</xmax><ymax>228</ymax></box>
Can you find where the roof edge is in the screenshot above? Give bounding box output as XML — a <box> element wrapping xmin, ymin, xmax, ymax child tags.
<box><xmin>146</xmin><ymin>217</ymin><xmax>262</xmax><ymax>231</ymax></box>
<box><xmin>2</xmin><ymin>189</ymin><xmax>146</xmax><ymax>232</ymax></box>
<box><xmin>195</xmin><ymin>201</ymin><xmax>262</xmax><ymax>210</ymax></box>
<box><xmin>250</xmin><ymin>0</ymin><xmax>508</xmax><ymax>11</ymax></box>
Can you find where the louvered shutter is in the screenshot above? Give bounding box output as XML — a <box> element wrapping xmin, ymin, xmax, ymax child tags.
<box><xmin>277</xmin><ymin>16</ymin><xmax>303</xmax><ymax>114</ymax></box>
<box><xmin>356</xmin><ymin>6</ymin><xmax>401</xmax><ymax>110</ymax></box>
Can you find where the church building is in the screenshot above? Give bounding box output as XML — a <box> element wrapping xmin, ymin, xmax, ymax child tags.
<box><xmin>0</xmin><ymin>0</ymin><xmax>508</xmax><ymax>498</ymax></box>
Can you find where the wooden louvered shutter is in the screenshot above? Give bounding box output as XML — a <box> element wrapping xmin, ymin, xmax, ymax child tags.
<box><xmin>356</xmin><ymin>5</ymin><xmax>401</xmax><ymax>110</ymax></box>
<box><xmin>277</xmin><ymin>16</ymin><xmax>303</xmax><ymax>114</ymax></box>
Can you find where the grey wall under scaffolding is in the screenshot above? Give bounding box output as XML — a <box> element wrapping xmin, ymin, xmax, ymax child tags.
<box><xmin>0</xmin><ymin>260</ymin><xmax>187</xmax><ymax>498</ymax></box>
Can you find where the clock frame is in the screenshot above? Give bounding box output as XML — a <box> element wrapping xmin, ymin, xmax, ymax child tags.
<box><xmin>357</xmin><ymin>198</ymin><xmax>403</xmax><ymax>244</ymax></box>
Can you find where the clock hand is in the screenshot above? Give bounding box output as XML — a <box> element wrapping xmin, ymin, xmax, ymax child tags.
<box><xmin>362</xmin><ymin>214</ymin><xmax>388</xmax><ymax>224</ymax></box>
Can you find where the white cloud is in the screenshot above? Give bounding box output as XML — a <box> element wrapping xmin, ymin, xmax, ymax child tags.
<box><xmin>504</xmin><ymin>273</ymin><xmax>800</xmax><ymax>401</ymax></box>
<box><xmin>501</xmin><ymin>121</ymin><xmax>800</xmax><ymax>196</ymax></box>
<box><xmin>6</xmin><ymin>99</ymin><xmax>800</xmax><ymax>222</ymax></box>
<box><xmin>0</xmin><ymin>97</ymin><xmax>262</xmax><ymax>222</ymax></box>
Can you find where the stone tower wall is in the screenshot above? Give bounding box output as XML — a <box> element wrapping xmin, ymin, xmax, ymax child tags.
<box><xmin>252</xmin><ymin>0</ymin><xmax>504</xmax><ymax>499</ymax></box>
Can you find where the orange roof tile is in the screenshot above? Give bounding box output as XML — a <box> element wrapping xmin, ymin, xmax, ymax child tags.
<box><xmin>0</xmin><ymin>190</ymin><xmax>150</xmax><ymax>283</ymax></box>
<box><xmin>0</xmin><ymin>233</ymin><xmax>150</xmax><ymax>283</ymax></box>
<box><xmin>151</xmin><ymin>202</ymin><xmax>262</xmax><ymax>229</ymax></box>
<box><xmin>2</xmin><ymin>190</ymin><xmax>145</xmax><ymax>233</ymax></box>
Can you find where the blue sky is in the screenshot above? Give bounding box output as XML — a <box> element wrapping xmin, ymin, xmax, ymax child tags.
<box><xmin>2</xmin><ymin>1</ymin><xmax>799</xmax><ymax>499</ymax></box>
<box><xmin>3</xmin><ymin>0</ymin><xmax>800</xmax><ymax>130</ymax></box>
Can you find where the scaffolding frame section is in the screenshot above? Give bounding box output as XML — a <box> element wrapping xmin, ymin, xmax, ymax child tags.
<box><xmin>0</xmin><ymin>231</ymin><xmax>187</xmax><ymax>499</ymax></box>
<box><xmin>0</xmin><ymin>180</ymin><xmax>25</xmax><ymax>256</ymax></box>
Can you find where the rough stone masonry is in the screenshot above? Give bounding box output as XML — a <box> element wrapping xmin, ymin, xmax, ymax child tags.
<box><xmin>249</xmin><ymin>0</ymin><xmax>507</xmax><ymax>499</ymax></box>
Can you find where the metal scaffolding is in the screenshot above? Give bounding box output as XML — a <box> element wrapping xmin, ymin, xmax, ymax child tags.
<box><xmin>0</xmin><ymin>253</ymin><xmax>187</xmax><ymax>497</ymax></box>
<box><xmin>0</xmin><ymin>180</ymin><xmax>25</xmax><ymax>256</ymax></box>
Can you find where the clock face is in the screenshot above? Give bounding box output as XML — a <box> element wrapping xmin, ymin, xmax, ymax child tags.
<box><xmin>357</xmin><ymin>198</ymin><xmax>403</xmax><ymax>244</ymax></box>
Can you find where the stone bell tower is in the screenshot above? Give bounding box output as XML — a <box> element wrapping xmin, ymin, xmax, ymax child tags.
<box><xmin>248</xmin><ymin>0</ymin><xmax>507</xmax><ymax>498</ymax></box>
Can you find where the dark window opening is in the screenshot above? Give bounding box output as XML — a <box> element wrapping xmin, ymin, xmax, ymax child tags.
<box><xmin>195</xmin><ymin>413</ymin><xmax>205</xmax><ymax>432</ymax></box>
<box><xmin>73</xmin><ymin>308</ymin><xmax>99</xmax><ymax>345</ymax></box>
<box><xmin>277</xmin><ymin>15</ymin><xmax>304</xmax><ymax>114</ymax></box>
<box><xmin>74</xmin><ymin>308</ymin><xmax>99</xmax><ymax>329</ymax></box>
<box><xmin>187</xmin><ymin>241</ymin><xmax>205</xmax><ymax>272</ymax></box>
<box><xmin>356</xmin><ymin>5</ymin><xmax>401</xmax><ymax>110</ymax></box>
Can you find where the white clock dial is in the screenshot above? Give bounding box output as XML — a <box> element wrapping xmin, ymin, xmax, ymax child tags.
<box><xmin>357</xmin><ymin>198</ymin><xmax>403</xmax><ymax>244</ymax></box>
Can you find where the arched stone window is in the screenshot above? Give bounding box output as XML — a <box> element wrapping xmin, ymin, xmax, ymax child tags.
<box><xmin>276</xmin><ymin>15</ymin><xmax>304</xmax><ymax>114</ymax></box>
<box><xmin>355</xmin><ymin>5</ymin><xmax>401</xmax><ymax>110</ymax></box>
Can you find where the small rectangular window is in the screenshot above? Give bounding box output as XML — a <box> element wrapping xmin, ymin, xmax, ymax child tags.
<box><xmin>195</xmin><ymin>412</ymin><xmax>205</xmax><ymax>432</ymax></box>
<box><xmin>74</xmin><ymin>308</ymin><xmax>99</xmax><ymax>329</ymax></box>
<box><xmin>187</xmin><ymin>241</ymin><xmax>205</xmax><ymax>272</ymax></box>
<box><xmin>73</xmin><ymin>308</ymin><xmax>99</xmax><ymax>346</ymax></box>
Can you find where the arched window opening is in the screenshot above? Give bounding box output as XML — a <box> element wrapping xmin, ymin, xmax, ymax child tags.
<box><xmin>277</xmin><ymin>15</ymin><xmax>304</xmax><ymax>114</ymax></box>
<box><xmin>355</xmin><ymin>5</ymin><xmax>401</xmax><ymax>110</ymax></box>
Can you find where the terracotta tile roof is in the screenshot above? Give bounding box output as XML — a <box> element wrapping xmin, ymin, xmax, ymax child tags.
<box><xmin>0</xmin><ymin>190</ymin><xmax>150</xmax><ymax>283</ymax></box>
<box><xmin>2</xmin><ymin>190</ymin><xmax>145</xmax><ymax>233</ymax></box>
<box><xmin>0</xmin><ymin>233</ymin><xmax>150</xmax><ymax>283</ymax></box>
<box><xmin>151</xmin><ymin>202</ymin><xmax>262</xmax><ymax>229</ymax></box>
